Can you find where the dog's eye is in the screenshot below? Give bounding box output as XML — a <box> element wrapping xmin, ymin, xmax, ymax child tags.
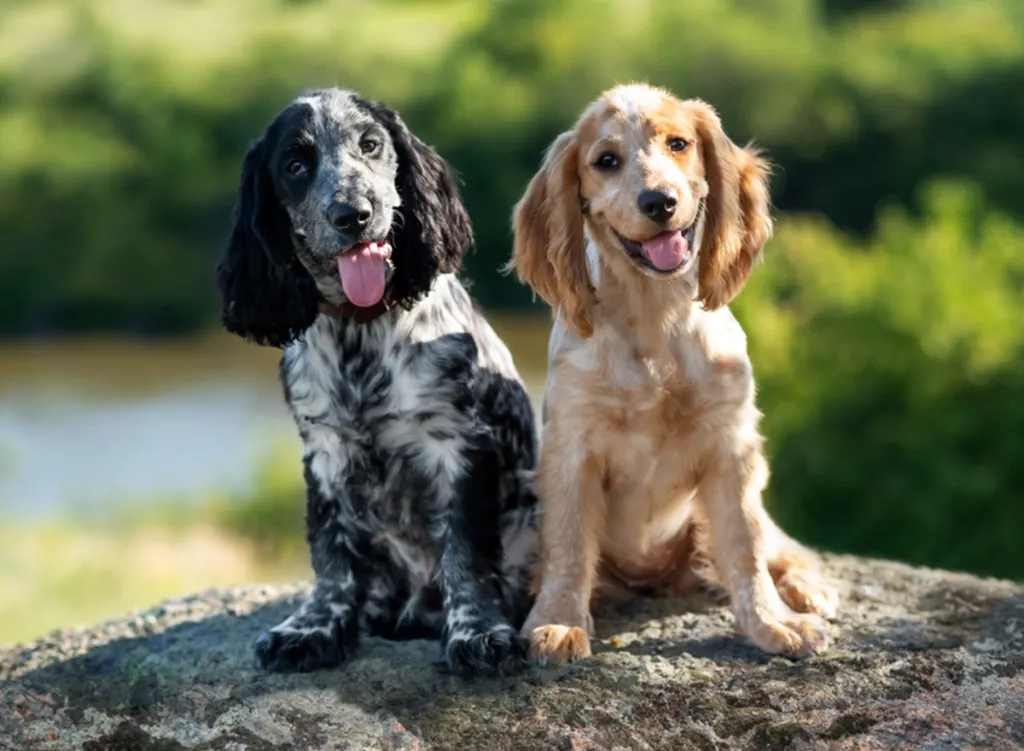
<box><xmin>359</xmin><ymin>139</ymin><xmax>379</xmax><ymax>155</ymax></box>
<box><xmin>285</xmin><ymin>159</ymin><xmax>307</xmax><ymax>176</ymax></box>
<box><xmin>668</xmin><ymin>138</ymin><xmax>689</xmax><ymax>153</ymax></box>
<box><xmin>595</xmin><ymin>152</ymin><xmax>620</xmax><ymax>171</ymax></box>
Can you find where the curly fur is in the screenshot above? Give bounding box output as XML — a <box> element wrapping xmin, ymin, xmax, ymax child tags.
<box><xmin>511</xmin><ymin>83</ymin><xmax>837</xmax><ymax>665</ymax></box>
<box><xmin>216</xmin><ymin>89</ymin><xmax>538</xmax><ymax>676</ymax></box>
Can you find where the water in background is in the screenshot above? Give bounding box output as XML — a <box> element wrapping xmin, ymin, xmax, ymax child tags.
<box><xmin>0</xmin><ymin>317</ymin><xmax>551</xmax><ymax>520</ymax></box>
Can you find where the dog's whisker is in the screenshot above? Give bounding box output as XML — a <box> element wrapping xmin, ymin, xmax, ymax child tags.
<box><xmin>390</xmin><ymin>208</ymin><xmax>407</xmax><ymax>233</ymax></box>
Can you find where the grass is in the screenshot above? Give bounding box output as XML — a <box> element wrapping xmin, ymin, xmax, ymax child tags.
<box><xmin>0</xmin><ymin>523</ymin><xmax>298</xmax><ymax>646</ymax></box>
<box><xmin>0</xmin><ymin>444</ymin><xmax>309</xmax><ymax>647</ymax></box>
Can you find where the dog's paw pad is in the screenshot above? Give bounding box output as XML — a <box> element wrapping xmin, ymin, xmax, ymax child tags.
<box><xmin>253</xmin><ymin>628</ymin><xmax>348</xmax><ymax>673</ymax></box>
<box><xmin>776</xmin><ymin>569</ymin><xmax>840</xmax><ymax>619</ymax></box>
<box><xmin>528</xmin><ymin>624</ymin><xmax>592</xmax><ymax>665</ymax></box>
<box><xmin>444</xmin><ymin>626</ymin><xmax>529</xmax><ymax>676</ymax></box>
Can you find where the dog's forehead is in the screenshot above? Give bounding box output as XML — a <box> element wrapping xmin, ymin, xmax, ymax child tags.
<box><xmin>289</xmin><ymin>89</ymin><xmax>377</xmax><ymax>137</ymax></box>
<box><xmin>604</xmin><ymin>84</ymin><xmax>671</xmax><ymax>120</ymax></box>
<box><xmin>589</xmin><ymin>84</ymin><xmax>694</xmax><ymax>142</ymax></box>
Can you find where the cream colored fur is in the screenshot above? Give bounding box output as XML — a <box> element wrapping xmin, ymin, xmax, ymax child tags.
<box><xmin>509</xmin><ymin>83</ymin><xmax>838</xmax><ymax>663</ymax></box>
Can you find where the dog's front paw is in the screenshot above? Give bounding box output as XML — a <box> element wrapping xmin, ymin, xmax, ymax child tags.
<box><xmin>254</xmin><ymin>627</ymin><xmax>350</xmax><ymax>673</ymax></box>
<box><xmin>775</xmin><ymin>568</ymin><xmax>839</xmax><ymax>619</ymax></box>
<box><xmin>527</xmin><ymin>624</ymin><xmax>592</xmax><ymax>665</ymax></box>
<box><xmin>742</xmin><ymin>612</ymin><xmax>830</xmax><ymax>658</ymax></box>
<box><xmin>443</xmin><ymin>625</ymin><xmax>529</xmax><ymax>677</ymax></box>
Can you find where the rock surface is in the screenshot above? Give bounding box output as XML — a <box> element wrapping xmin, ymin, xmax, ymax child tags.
<box><xmin>1</xmin><ymin>555</ymin><xmax>1021</xmax><ymax>750</ymax></box>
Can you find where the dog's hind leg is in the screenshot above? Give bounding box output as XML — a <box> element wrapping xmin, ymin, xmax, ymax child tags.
<box><xmin>361</xmin><ymin>565</ymin><xmax>445</xmax><ymax>641</ymax></box>
<box><xmin>496</xmin><ymin>476</ymin><xmax>539</xmax><ymax>629</ymax></box>
<box><xmin>761</xmin><ymin>510</ymin><xmax>839</xmax><ymax>619</ymax></box>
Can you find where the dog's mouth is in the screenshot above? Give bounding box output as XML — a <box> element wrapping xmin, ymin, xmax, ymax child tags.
<box><xmin>615</xmin><ymin>204</ymin><xmax>704</xmax><ymax>276</ymax></box>
<box><xmin>334</xmin><ymin>240</ymin><xmax>392</xmax><ymax>308</ymax></box>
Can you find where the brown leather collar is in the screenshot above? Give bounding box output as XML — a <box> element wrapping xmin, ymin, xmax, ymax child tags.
<box><xmin>317</xmin><ymin>296</ymin><xmax>399</xmax><ymax>324</ymax></box>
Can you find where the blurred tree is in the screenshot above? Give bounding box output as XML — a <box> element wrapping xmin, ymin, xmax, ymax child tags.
<box><xmin>1</xmin><ymin>0</ymin><xmax>1023</xmax><ymax>578</ymax></box>
<box><xmin>3</xmin><ymin>0</ymin><xmax>1024</xmax><ymax>325</ymax></box>
<box><xmin>738</xmin><ymin>182</ymin><xmax>1024</xmax><ymax>578</ymax></box>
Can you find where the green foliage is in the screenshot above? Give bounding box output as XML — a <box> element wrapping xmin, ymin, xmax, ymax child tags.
<box><xmin>207</xmin><ymin>449</ymin><xmax>307</xmax><ymax>562</ymax></box>
<box><xmin>1</xmin><ymin>0</ymin><xmax>1022</xmax><ymax>580</ymax></box>
<box><xmin>3</xmin><ymin>0</ymin><xmax>1024</xmax><ymax>325</ymax></box>
<box><xmin>739</xmin><ymin>182</ymin><xmax>1024</xmax><ymax>579</ymax></box>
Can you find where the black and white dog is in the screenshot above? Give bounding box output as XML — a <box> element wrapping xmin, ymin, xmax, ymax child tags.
<box><xmin>216</xmin><ymin>89</ymin><xmax>538</xmax><ymax>675</ymax></box>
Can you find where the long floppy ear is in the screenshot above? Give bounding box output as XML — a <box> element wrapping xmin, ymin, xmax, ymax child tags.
<box><xmin>692</xmin><ymin>102</ymin><xmax>773</xmax><ymax>311</ymax></box>
<box><xmin>508</xmin><ymin>131</ymin><xmax>595</xmax><ymax>338</ymax></box>
<box><xmin>215</xmin><ymin>139</ymin><xmax>319</xmax><ymax>347</ymax></box>
<box><xmin>360</xmin><ymin>99</ymin><xmax>474</xmax><ymax>306</ymax></box>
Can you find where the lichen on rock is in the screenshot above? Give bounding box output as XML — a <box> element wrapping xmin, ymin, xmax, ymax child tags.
<box><xmin>1</xmin><ymin>556</ymin><xmax>1021</xmax><ymax>750</ymax></box>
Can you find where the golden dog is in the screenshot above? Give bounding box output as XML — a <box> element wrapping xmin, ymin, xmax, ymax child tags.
<box><xmin>509</xmin><ymin>83</ymin><xmax>838</xmax><ymax>663</ymax></box>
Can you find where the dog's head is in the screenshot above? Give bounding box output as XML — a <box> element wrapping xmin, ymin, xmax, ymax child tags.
<box><xmin>216</xmin><ymin>89</ymin><xmax>473</xmax><ymax>347</ymax></box>
<box><xmin>511</xmin><ymin>83</ymin><xmax>772</xmax><ymax>338</ymax></box>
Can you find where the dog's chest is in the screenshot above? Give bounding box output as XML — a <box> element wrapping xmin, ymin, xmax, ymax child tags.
<box><xmin>553</xmin><ymin>359</ymin><xmax>687</xmax><ymax>571</ymax></box>
<box><xmin>589</xmin><ymin>342</ymin><xmax>753</xmax><ymax>558</ymax></box>
<box><xmin>578</xmin><ymin>349</ymin><xmax>707</xmax><ymax>521</ymax></box>
<box><xmin>282</xmin><ymin>318</ymin><xmax>474</xmax><ymax>532</ymax></box>
<box><xmin>602</xmin><ymin>380</ymin><xmax>702</xmax><ymax>499</ymax></box>
<box><xmin>594</xmin><ymin>342</ymin><xmax>748</xmax><ymax>463</ymax></box>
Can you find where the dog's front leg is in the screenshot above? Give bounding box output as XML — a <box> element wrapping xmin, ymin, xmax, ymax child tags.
<box><xmin>699</xmin><ymin>439</ymin><xmax>829</xmax><ymax>657</ymax></box>
<box><xmin>254</xmin><ymin>502</ymin><xmax>362</xmax><ymax>672</ymax></box>
<box><xmin>520</xmin><ymin>438</ymin><xmax>604</xmax><ymax>665</ymax></box>
<box><xmin>440</xmin><ymin>437</ymin><xmax>530</xmax><ymax>676</ymax></box>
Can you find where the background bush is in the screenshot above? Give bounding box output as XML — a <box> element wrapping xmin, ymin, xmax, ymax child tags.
<box><xmin>2</xmin><ymin>0</ymin><xmax>1022</xmax><ymax>580</ymax></box>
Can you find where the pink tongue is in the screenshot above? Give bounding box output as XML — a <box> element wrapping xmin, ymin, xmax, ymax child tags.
<box><xmin>641</xmin><ymin>231</ymin><xmax>688</xmax><ymax>271</ymax></box>
<box><xmin>337</xmin><ymin>243</ymin><xmax>387</xmax><ymax>308</ymax></box>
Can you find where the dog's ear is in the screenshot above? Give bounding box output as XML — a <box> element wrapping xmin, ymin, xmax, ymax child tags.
<box><xmin>691</xmin><ymin>101</ymin><xmax>773</xmax><ymax>311</ymax></box>
<box><xmin>215</xmin><ymin>138</ymin><xmax>319</xmax><ymax>347</ymax></box>
<box><xmin>363</xmin><ymin>100</ymin><xmax>474</xmax><ymax>305</ymax></box>
<box><xmin>509</xmin><ymin>131</ymin><xmax>595</xmax><ymax>339</ymax></box>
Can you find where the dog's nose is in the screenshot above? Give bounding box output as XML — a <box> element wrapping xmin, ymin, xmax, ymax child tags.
<box><xmin>637</xmin><ymin>189</ymin><xmax>678</xmax><ymax>223</ymax></box>
<box><xmin>327</xmin><ymin>200</ymin><xmax>372</xmax><ymax>233</ymax></box>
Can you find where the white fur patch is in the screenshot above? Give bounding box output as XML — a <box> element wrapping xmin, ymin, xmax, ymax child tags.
<box><xmin>605</xmin><ymin>83</ymin><xmax>670</xmax><ymax>122</ymax></box>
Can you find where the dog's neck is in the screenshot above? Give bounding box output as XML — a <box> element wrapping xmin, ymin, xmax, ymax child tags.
<box><xmin>588</xmin><ymin>243</ymin><xmax>700</xmax><ymax>352</ymax></box>
<box><xmin>317</xmin><ymin>296</ymin><xmax>399</xmax><ymax>325</ymax></box>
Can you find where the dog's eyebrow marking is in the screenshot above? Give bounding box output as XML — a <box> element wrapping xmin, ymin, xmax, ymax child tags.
<box><xmin>284</xmin><ymin>131</ymin><xmax>316</xmax><ymax>149</ymax></box>
<box><xmin>587</xmin><ymin>136</ymin><xmax>625</xmax><ymax>160</ymax></box>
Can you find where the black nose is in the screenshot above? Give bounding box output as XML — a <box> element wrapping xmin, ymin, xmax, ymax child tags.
<box><xmin>327</xmin><ymin>200</ymin><xmax>372</xmax><ymax>233</ymax></box>
<box><xmin>637</xmin><ymin>189</ymin><xmax>678</xmax><ymax>222</ymax></box>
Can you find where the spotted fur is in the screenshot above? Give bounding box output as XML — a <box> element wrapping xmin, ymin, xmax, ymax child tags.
<box><xmin>216</xmin><ymin>89</ymin><xmax>538</xmax><ymax>676</ymax></box>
